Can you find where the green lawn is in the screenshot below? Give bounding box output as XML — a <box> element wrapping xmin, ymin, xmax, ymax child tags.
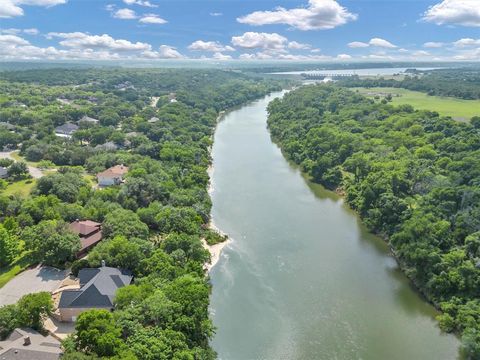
<box><xmin>353</xmin><ymin>87</ymin><xmax>480</xmax><ymax>121</ymax></box>
<box><xmin>1</xmin><ymin>179</ymin><xmax>36</xmax><ymax>197</ymax></box>
<box><xmin>0</xmin><ymin>246</ymin><xmax>32</xmax><ymax>289</ymax></box>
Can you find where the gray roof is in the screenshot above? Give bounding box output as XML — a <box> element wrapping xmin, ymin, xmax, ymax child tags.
<box><xmin>0</xmin><ymin>167</ymin><xmax>8</xmax><ymax>177</ymax></box>
<box><xmin>80</xmin><ymin>115</ymin><xmax>99</xmax><ymax>124</ymax></box>
<box><xmin>55</xmin><ymin>123</ymin><xmax>79</xmax><ymax>135</ymax></box>
<box><xmin>0</xmin><ymin>328</ymin><xmax>61</xmax><ymax>360</ymax></box>
<box><xmin>58</xmin><ymin>267</ymin><xmax>132</xmax><ymax>309</ymax></box>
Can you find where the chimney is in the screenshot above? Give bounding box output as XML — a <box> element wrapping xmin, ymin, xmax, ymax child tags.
<box><xmin>101</xmin><ymin>260</ymin><xmax>106</xmax><ymax>267</ymax></box>
<box><xmin>23</xmin><ymin>336</ymin><xmax>31</xmax><ymax>346</ymax></box>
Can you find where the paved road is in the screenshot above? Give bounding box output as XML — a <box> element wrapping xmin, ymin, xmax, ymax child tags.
<box><xmin>0</xmin><ymin>151</ymin><xmax>44</xmax><ymax>179</ymax></box>
<box><xmin>0</xmin><ymin>266</ymin><xmax>67</xmax><ymax>306</ymax></box>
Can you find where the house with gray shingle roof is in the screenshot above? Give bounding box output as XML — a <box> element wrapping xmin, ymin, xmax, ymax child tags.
<box><xmin>57</xmin><ymin>266</ymin><xmax>132</xmax><ymax>322</ymax></box>
<box><xmin>0</xmin><ymin>328</ymin><xmax>62</xmax><ymax>360</ymax></box>
<box><xmin>54</xmin><ymin>123</ymin><xmax>79</xmax><ymax>138</ymax></box>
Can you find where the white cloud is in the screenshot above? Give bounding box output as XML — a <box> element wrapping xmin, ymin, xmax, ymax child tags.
<box><xmin>369</xmin><ymin>38</ymin><xmax>396</xmax><ymax>48</ymax></box>
<box><xmin>337</xmin><ymin>53</ymin><xmax>352</xmax><ymax>59</ymax></box>
<box><xmin>0</xmin><ymin>34</ymin><xmax>30</xmax><ymax>46</ymax></box>
<box><xmin>453</xmin><ymin>38</ymin><xmax>480</xmax><ymax>47</ymax></box>
<box><xmin>188</xmin><ymin>40</ymin><xmax>234</xmax><ymax>52</ymax></box>
<box><xmin>1</xmin><ymin>27</ymin><xmax>39</xmax><ymax>35</ymax></box>
<box><xmin>348</xmin><ymin>38</ymin><xmax>396</xmax><ymax>49</ymax></box>
<box><xmin>237</xmin><ymin>0</ymin><xmax>357</xmax><ymax>31</ymax></box>
<box><xmin>157</xmin><ymin>45</ymin><xmax>183</xmax><ymax>59</ymax></box>
<box><xmin>288</xmin><ymin>41</ymin><xmax>311</xmax><ymax>50</ymax></box>
<box><xmin>212</xmin><ymin>52</ymin><xmax>232</xmax><ymax>60</ymax></box>
<box><xmin>310</xmin><ymin>48</ymin><xmax>321</xmax><ymax>53</ymax></box>
<box><xmin>139</xmin><ymin>13</ymin><xmax>167</xmax><ymax>24</ymax></box>
<box><xmin>231</xmin><ymin>32</ymin><xmax>287</xmax><ymax>51</ymax></box>
<box><xmin>23</xmin><ymin>28</ymin><xmax>39</xmax><ymax>35</ymax></box>
<box><xmin>412</xmin><ymin>50</ymin><xmax>431</xmax><ymax>56</ymax></box>
<box><xmin>123</xmin><ymin>0</ymin><xmax>157</xmax><ymax>7</ymax></box>
<box><xmin>423</xmin><ymin>41</ymin><xmax>444</xmax><ymax>48</ymax></box>
<box><xmin>423</xmin><ymin>0</ymin><xmax>480</xmax><ymax>27</ymax></box>
<box><xmin>47</xmin><ymin>32</ymin><xmax>151</xmax><ymax>52</ymax></box>
<box><xmin>0</xmin><ymin>0</ymin><xmax>66</xmax><ymax>18</ymax></box>
<box><xmin>348</xmin><ymin>41</ymin><xmax>369</xmax><ymax>48</ymax></box>
<box><xmin>113</xmin><ymin>8</ymin><xmax>138</xmax><ymax>19</ymax></box>
<box><xmin>210</xmin><ymin>12</ymin><xmax>222</xmax><ymax>16</ymax></box>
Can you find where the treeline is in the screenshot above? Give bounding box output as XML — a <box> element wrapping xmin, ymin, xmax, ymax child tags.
<box><xmin>338</xmin><ymin>68</ymin><xmax>480</xmax><ymax>100</ymax></box>
<box><xmin>0</xmin><ymin>69</ymin><xmax>284</xmax><ymax>359</ymax></box>
<box><xmin>267</xmin><ymin>85</ymin><xmax>480</xmax><ymax>359</ymax></box>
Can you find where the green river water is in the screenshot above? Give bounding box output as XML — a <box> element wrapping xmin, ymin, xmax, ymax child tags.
<box><xmin>209</xmin><ymin>90</ymin><xmax>460</xmax><ymax>360</ymax></box>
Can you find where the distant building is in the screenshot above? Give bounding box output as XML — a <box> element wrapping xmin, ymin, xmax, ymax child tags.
<box><xmin>0</xmin><ymin>167</ymin><xmax>8</xmax><ymax>179</ymax></box>
<box><xmin>0</xmin><ymin>328</ymin><xmax>62</xmax><ymax>359</ymax></box>
<box><xmin>57</xmin><ymin>266</ymin><xmax>132</xmax><ymax>322</ymax></box>
<box><xmin>148</xmin><ymin>116</ymin><xmax>159</xmax><ymax>123</ymax></box>
<box><xmin>94</xmin><ymin>141</ymin><xmax>119</xmax><ymax>152</ymax></box>
<box><xmin>0</xmin><ymin>122</ymin><xmax>15</xmax><ymax>131</ymax></box>
<box><xmin>79</xmin><ymin>115</ymin><xmax>99</xmax><ymax>124</ymax></box>
<box><xmin>54</xmin><ymin>123</ymin><xmax>79</xmax><ymax>138</ymax></box>
<box><xmin>96</xmin><ymin>165</ymin><xmax>128</xmax><ymax>187</ymax></box>
<box><xmin>69</xmin><ymin>220</ymin><xmax>103</xmax><ymax>257</ymax></box>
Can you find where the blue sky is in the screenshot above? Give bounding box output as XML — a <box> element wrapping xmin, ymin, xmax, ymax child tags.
<box><xmin>0</xmin><ymin>0</ymin><xmax>479</xmax><ymax>61</ymax></box>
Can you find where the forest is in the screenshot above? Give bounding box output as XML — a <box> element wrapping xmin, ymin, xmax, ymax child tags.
<box><xmin>338</xmin><ymin>68</ymin><xmax>480</xmax><ymax>100</ymax></box>
<box><xmin>0</xmin><ymin>68</ymin><xmax>284</xmax><ymax>359</ymax></box>
<box><xmin>267</xmin><ymin>84</ymin><xmax>480</xmax><ymax>359</ymax></box>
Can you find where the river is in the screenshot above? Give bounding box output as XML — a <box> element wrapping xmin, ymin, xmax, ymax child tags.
<box><xmin>209</xmin><ymin>90</ymin><xmax>460</xmax><ymax>360</ymax></box>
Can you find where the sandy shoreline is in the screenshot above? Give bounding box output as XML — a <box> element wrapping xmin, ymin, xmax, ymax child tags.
<box><xmin>202</xmin><ymin>112</ymin><xmax>230</xmax><ymax>272</ymax></box>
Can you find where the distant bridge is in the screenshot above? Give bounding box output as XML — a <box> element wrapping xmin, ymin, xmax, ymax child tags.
<box><xmin>301</xmin><ymin>73</ymin><xmax>357</xmax><ymax>80</ymax></box>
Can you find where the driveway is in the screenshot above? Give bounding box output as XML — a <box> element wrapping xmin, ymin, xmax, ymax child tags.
<box><xmin>0</xmin><ymin>151</ymin><xmax>44</xmax><ymax>179</ymax></box>
<box><xmin>0</xmin><ymin>266</ymin><xmax>67</xmax><ymax>306</ymax></box>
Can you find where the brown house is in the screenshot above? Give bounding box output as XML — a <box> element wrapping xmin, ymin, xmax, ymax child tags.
<box><xmin>69</xmin><ymin>220</ymin><xmax>103</xmax><ymax>257</ymax></box>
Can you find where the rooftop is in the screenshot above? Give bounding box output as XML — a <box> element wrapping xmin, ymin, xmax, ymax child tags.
<box><xmin>97</xmin><ymin>165</ymin><xmax>129</xmax><ymax>178</ymax></box>
<box><xmin>0</xmin><ymin>328</ymin><xmax>61</xmax><ymax>360</ymax></box>
<box><xmin>58</xmin><ymin>267</ymin><xmax>132</xmax><ymax>309</ymax></box>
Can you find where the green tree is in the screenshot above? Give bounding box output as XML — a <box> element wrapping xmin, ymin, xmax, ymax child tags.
<box><xmin>102</xmin><ymin>209</ymin><xmax>149</xmax><ymax>240</ymax></box>
<box><xmin>16</xmin><ymin>292</ymin><xmax>53</xmax><ymax>330</ymax></box>
<box><xmin>74</xmin><ymin>309</ymin><xmax>125</xmax><ymax>357</ymax></box>
<box><xmin>0</xmin><ymin>224</ymin><xmax>17</xmax><ymax>267</ymax></box>
<box><xmin>22</xmin><ymin>220</ymin><xmax>80</xmax><ymax>266</ymax></box>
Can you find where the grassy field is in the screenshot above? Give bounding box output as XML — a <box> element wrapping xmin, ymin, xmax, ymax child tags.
<box><xmin>2</xmin><ymin>179</ymin><xmax>36</xmax><ymax>197</ymax></box>
<box><xmin>0</xmin><ymin>243</ymin><xmax>32</xmax><ymax>289</ymax></box>
<box><xmin>353</xmin><ymin>87</ymin><xmax>480</xmax><ymax>121</ymax></box>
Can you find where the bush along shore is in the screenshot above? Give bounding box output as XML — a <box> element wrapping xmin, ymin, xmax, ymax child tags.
<box><xmin>267</xmin><ymin>84</ymin><xmax>480</xmax><ymax>359</ymax></box>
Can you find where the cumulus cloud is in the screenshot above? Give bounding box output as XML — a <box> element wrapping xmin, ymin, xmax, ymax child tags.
<box><xmin>123</xmin><ymin>0</ymin><xmax>157</xmax><ymax>7</ymax></box>
<box><xmin>0</xmin><ymin>34</ymin><xmax>30</xmax><ymax>46</ymax></box>
<box><xmin>348</xmin><ymin>38</ymin><xmax>396</xmax><ymax>48</ymax></box>
<box><xmin>47</xmin><ymin>32</ymin><xmax>151</xmax><ymax>51</ymax></box>
<box><xmin>0</xmin><ymin>0</ymin><xmax>66</xmax><ymax>18</ymax></box>
<box><xmin>423</xmin><ymin>41</ymin><xmax>444</xmax><ymax>48</ymax></box>
<box><xmin>422</xmin><ymin>0</ymin><xmax>480</xmax><ymax>27</ymax></box>
<box><xmin>237</xmin><ymin>0</ymin><xmax>357</xmax><ymax>30</ymax></box>
<box><xmin>212</xmin><ymin>52</ymin><xmax>232</xmax><ymax>60</ymax></box>
<box><xmin>337</xmin><ymin>53</ymin><xmax>352</xmax><ymax>59</ymax></box>
<box><xmin>210</xmin><ymin>12</ymin><xmax>222</xmax><ymax>16</ymax></box>
<box><xmin>453</xmin><ymin>38</ymin><xmax>480</xmax><ymax>47</ymax></box>
<box><xmin>231</xmin><ymin>32</ymin><xmax>287</xmax><ymax>51</ymax></box>
<box><xmin>348</xmin><ymin>41</ymin><xmax>369</xmax><ymax>48</ymax></box>
<box><xmin>188</xmin><ymin>40</ymin><xmax>234</xmax><ymax>52</ymax></box>
<box><xmin>288</xmin><ymin>41</ymin><xmax>311</xmax><ymax>50</ymax></box>
<box><xmin>0</xmin><ymin>31</ymin><xmax>185</xmax><ymax>61</ymax></box>
<box><xmin>139</xmin><ymin>13</ymin><xmax>167</xmax><ymax>24</ymax></box>
<box><xmin>369</xmin><ymin>38</ymin><xmax>396</xmax><ymax>48</ymax></box>
<box><xmin>113</xmin><ymin>8</ymin><xmax>137</xmax><ymax>19</ymax></box>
